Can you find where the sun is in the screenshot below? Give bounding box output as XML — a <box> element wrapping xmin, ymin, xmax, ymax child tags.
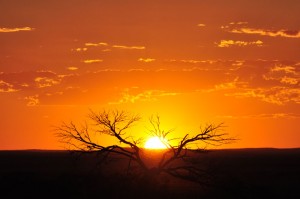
<box><xmin>144</xmin><ymin>136</ymin><xmax>168</xmax><ymax>149</ymax></box>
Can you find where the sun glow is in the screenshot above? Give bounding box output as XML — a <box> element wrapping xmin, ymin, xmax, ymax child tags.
<box><xmin>144</xmin><ymin>137</ymin><xmax>168</xmax><ymax>149</ymax></box>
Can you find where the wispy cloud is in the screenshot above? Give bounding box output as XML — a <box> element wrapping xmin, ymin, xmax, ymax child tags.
<box><xmin>2</xmin><ymin>60</ymin><xmax>298</xmax><ymax>107</ymax></box>
<box><xmin>67</xmin><ymin>67</ymin><xmax>78</xmax><ymax>71</ymax></box>
<box><xmin>203</xmin><ymin>78</ymin><xmax>248</xmax><ymax>93</ymax></box>
<box><xmin>35</xmin><ymin>77</ymin><xmax>60</xmax><ymax>88</ymax></box>
<box><xmin>112</xmin><ymin>45</ymin><xmax>145</xmax><ymax>50</ymax></box>
<box><xmin>83</xmin><ymin>59</ymin><xmax>103</xmax><ymax>64</ymax></box>
<box><xmin>216</xmin><ymin>40</ymin><xmax>263</xmax><ymax>47</ymax></box>
<box><xmin>229</xmin><ymin>22</ymin><xmax>248</xmax><ymax>25</ymax></box>
<box><xmin>73</xmin><ymin>42</ymin><xmax>145</xmax><ymax>53</ymax></box>
<box><xmin>231</xmin><ymin>28</ymin><xmax>300</xmax><ymax>38</ymax></box>
<box><xmin>271</xmin><ymin>65</ymin><xmax>296</xmax><ymax>74</ymax></box>
<box><xmin>218</xmin><ymin>113</ymin><xmax>300</xmax><ymax>120</ymax></box>
<box><xmin>280</xmin><ymin>76</ymin><xmax>298</xmax><ymax>85</ymax></box>
<box><xmin>24</xmin><ymin>95</ymin><xmax>39</xmax><ymax>106</ymax></box>
<box><xmin>197</xmin><ymin>23</ymin><xmax>206</xmax><ymax>27</ymax></box>
<box><xmin>263</xmin><ymin>64</ymin><xmax>299</xmax><ymax>85</ymax></box>
<box><xmin>0</xmin><ymin>80</ymin><xmax>19</xmax><ymax>92</ymax></box>
<box><xmin>180</xmin><ymin>59</ymin><xmax>206</xmax><ymax>64</ymax></box>
<box><xmin>222</xmin><ymin>22</ymin><xmax>300</xmax><ymax>38</ymax></box>
<box><xmin>128</xmin><ymin>68</ymin><xmax>145</xmax><ymax>72</ymax></box>
<box><xmin>0</xmin><ymin>27</ymin><xmax>34</xmax><ymax>33</ymax></box>
<box><xmin>72</xmin><ymin>48</ymin><xmax>87</xmax><ymax>52</ymax></box>
<box><xmin>0</xmin><ymin>71</ymin><xmax>62</xmax><ymax>91</ymax></box>
<box><xmin>138</xmin><ymin>58</ymin><xmax>155</xmax><ymax>63</ymax></box>
<box><xmin>166</xmin><ymin>59</ymin><xmax>218</xmax><ymax>65</ymax></box>
<box><xmin>110</xmin><ymin>88</ymin><xmax>180</xmax><ymax>104</ymax></box>
<box><xmin>188</xmin><ymin>60</ymin><xmax>300</xmax><ymax>105</ymax></box>
<box><xmin>85</xmin><ymin>42</ymin><xmax>108</xmax><ymax>47</ymax></box>
<box><xmin>226</xmin><ymin>87</ymin><xmax>300</xmax><ymax>105</ymax></box>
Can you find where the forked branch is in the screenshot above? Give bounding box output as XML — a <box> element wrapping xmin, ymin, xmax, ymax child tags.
<box><xmin>56</xmin><ymin>110</ymin><xmax>235</xmax><ymax>185</ymax></box>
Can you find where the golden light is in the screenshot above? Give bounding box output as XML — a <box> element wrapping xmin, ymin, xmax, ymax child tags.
<box><xmin>144</xmin><ymin>136</ymin><xmax>168</xmax><ymax>149</ymax></box>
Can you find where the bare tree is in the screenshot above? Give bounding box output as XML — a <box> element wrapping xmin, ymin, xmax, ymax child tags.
<box><xmin>56</xmin><ymin>110</ymin><xmax>234</xmax><ymax>185</ymax></box>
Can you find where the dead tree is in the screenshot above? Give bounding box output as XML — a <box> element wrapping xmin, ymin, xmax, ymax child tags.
<box><xmin>56</xmin><ymin>110</ymin><xmax>234</xmax><ymax>185</ymax></box>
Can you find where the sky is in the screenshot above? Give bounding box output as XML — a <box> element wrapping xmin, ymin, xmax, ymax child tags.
<box><xmin>0</xmin><ymin>0</ymin><xmax>300</xmax><ymax>150</ymax></box>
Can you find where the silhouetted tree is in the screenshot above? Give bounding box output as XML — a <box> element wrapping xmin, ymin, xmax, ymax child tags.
<box><xmin>56</xmin><ymin>110</ymin><xmax>234</xmax><ymax>185</ymax></box>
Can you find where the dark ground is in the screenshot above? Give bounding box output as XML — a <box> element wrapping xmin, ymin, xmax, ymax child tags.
<box><xmin>1</xmin><ymin>148</ymin><xmax>300</xmax><ymax>199</ymax></box>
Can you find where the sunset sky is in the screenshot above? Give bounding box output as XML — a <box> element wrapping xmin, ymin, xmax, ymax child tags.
<box><xmin>1</xmin><ymin>0</ymin><xmax>300</xmax><ymax>149</ymax></box>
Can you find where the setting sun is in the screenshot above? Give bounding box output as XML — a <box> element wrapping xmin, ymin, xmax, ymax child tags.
<box><xmin>144</xmin><ymin>137</ymin><xmax>168</xmax><ymax>149</ymax></box>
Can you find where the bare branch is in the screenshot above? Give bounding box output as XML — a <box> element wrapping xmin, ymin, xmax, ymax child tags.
<box><xmin>55</xmin><ymin>109</ymin><xmax>235</xmax><ymax>186</ymax></box>
<box><xmin>158</xmin><ymin>123</ymin><xmax>235</xmax><ymax>171</ymax></box>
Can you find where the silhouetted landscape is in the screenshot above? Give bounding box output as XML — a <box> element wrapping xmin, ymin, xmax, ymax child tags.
<box><xmin>1</xmin><ymin>1</ymin><xmax>300</xmax><ymax>198</ymax></box>
<box><xmin>1</xmin><ymin>148</ymin><xmax>300</xmax><ymax>199</ymax></box>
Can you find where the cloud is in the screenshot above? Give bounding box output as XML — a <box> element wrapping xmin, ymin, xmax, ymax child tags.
<box><xmin>226</xmin><ymin>87</ymin><xmax>300</xmax><ymax>105</ymax></box>
<box><xmin>24</xmin><ymin>95</ymin><xmax>39</xmax><ymax>106</ymax></box>
<box><xmin>2</xmin><ymin>60</ymin><xmax>298</xmax><ymax>107</ymax></box>
<box><xmin>0</xmin><ymin>71</ymin><xmax>62</xmax><ymax>91</ymax></box>
<box><xmin>254</xmin><ymin>113</ymin><xmax>300</xmax><ymax>119</ymax></box>
<box><xmin>0</xmin><ymin>80</ymin><xmax>19</xmax><ymax>92</ymax></box>
<box><xmin>110</xmin><ymin>88</ymin><xmax>180</xmax><ymax>104</ymax></box>
<box><xmin>230</xmin><ymin>28</ymin><xmax>300</xmax><ymax>38</ymax></box>
<box><xmin>85</xmin><ymin>42</ymin><xmax>108</xmax><ymax>47</ymax></box>
<box><xmin>138</xmin><ymin>58</ymin><xmax>155</xmax><ymax>63</ymax></box>
<box><xmin>231</xmin><ymin>61</ymin><xmax>244</xmax><ymax>67</ymax></box>
<box><xmin>214</xmin><ymin>78</ymin><xmax>247</xmax><ymax>90</ymax></box>
<box><xmin>73</xmin><ymin>42</ymin><xmax>145</xmax><ymax>53</ymax></box>
<box><xmin>218</xmin><ymin>113</ymin><xmax>300</xmax><ymax>120</ymax></box>
<box><xmin>202</xmin><ymin>77</ymin><xmax>248</xmax><ymax>93</ymax></box>
<box><xmin>211</xmin><ymin>82</ymin><xmax>237</xmax><ymax>90</ymax></box>
<box><xmin>165</xmin><ymin>59</ymin><xmax>218</xmax><ymax>66</ymax></box>
<box><xmin>185</xmin><ymin>60</ymin><xmax>300</xmax><ymax>105</ymax></box>
<box><xmin>229</xmin><ymin>22</ymin><xmax>248</xmax><ymax>25</ymax></box>
<box><xmin>83</xmin><ymin>59</ymin><xmax>103</xmax><ymax>64</ymax></box>
<box><xmin>35</xmin><ymin>77</ymin><xmax>60</xmax><ymax>88</ymax></box>
<box><xmin>72</xmin><ymin>48</ymin><xmax>87</xmax><ymax>52</ymax></box>
<box><xmin>263</xmin><ymin>64</ymin><xmax>299</xmax><ymax>86</ymax></box>
<box><xmin>197</xmin><ymin>24</ymin><xmax>206</xmax><ymax>27</ymax></box>
<box><xmin>180</xmin><ymin>60</ymin><xmax>206</xmax><ymax>64</ymax></box>
<box><xmin>128</xmin><ymin>68</ymin><xmax>145</xmax><ymax>72</ymax></box>
<box><xmin>67</xmin><ymin>67</ymin><xmax>79</xmax><ymax>71</ymax></box>
<box><xmin>280</xmin><ymin>76</ymin><xmax>298</xmax><ymax>85</ymax></box>
<box><xmin>112</xmin><ymin>45</ymin><xmax>145</xmax><ymax>50</ymax></box>
<box><xmin>71</xmin><ymin>42</ymin><xmax>108</xmax><ymax>52</ymax></box>
<box><xmin>222</xmin><ymin>22</ymin><xmax>300</xmax><ymax>38</ymax></box>
<box><xmin>0</xmin><ymin>27</ymin><xmax>34</xmax><ymax>33</ymax></box>
<box><xmin>216</xmin><ymin>40</ymin><xmax>263</xmax><ymax>47</ymax></box>
<box><xmin>271</xmin><ymin>65</ymin><xmax>296</xmax><ymax>74</ymax></box>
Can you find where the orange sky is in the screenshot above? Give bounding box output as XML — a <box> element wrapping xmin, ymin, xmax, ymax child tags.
<box><xmin>1</xmin><ymin>0</ymin><xmax>300</xmax><ymax>149</ymax></box>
